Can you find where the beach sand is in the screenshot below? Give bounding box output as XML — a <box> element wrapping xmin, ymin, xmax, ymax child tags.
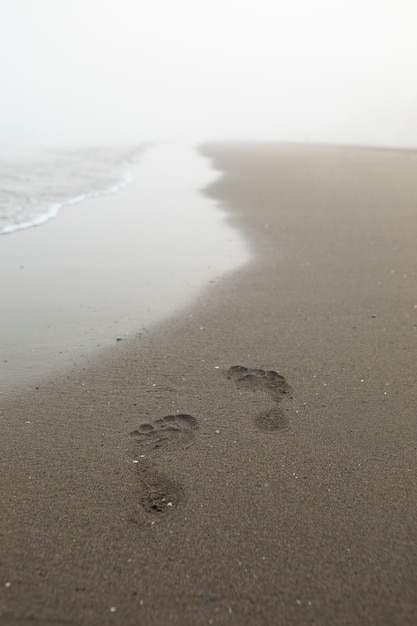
<box><xmin>1</xmin><ymin>143</ymin><xmax>417</xmax><ymax>625</ymax></box>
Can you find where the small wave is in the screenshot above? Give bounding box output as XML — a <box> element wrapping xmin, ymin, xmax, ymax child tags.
<box><xmin>0</xmin><ymin>146</ymin><xmax>143</xmax><ymax>236</ymax></box>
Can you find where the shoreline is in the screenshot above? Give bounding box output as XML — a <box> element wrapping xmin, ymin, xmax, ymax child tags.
<box><xmin>2</xmin><ymin>142</ymin><xmax>417</xmax><ymax>625</ymax></box>
<box><xmin>0</xmin><ymin>143</ymin><xmax>248</xmax><ymax>394</ymax></box>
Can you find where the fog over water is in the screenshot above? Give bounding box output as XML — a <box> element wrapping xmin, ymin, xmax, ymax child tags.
<box><xmin>2</xmin><ymin>0</ymin><xmax>417</xmax><ymax>151</ymax></box>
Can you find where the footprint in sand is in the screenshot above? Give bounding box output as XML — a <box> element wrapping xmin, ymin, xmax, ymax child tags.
<box><xmin>130</xmin><ymin>463</ymin><xmax>184</xmax><ymax>518</ymax></box>
<box><xmin>129</xmin><ymin>414</ymin><xmax>198</xmax><ymax>519</ymax></box>
<box><xmin>130</xmin><ymin>413</ymin><xmax>198</xmax><ymax>452</ymax></box>
<box><xmin>227</xmin><ymin>365</ymin><xmax>292</xmax><ymax>430</ymax></box>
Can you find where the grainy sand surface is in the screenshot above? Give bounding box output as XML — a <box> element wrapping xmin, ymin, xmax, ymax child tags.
<box><xmin>1</xmin><ymin>143</ymin><xmax>417</xmax><ymax>625</ymax></box>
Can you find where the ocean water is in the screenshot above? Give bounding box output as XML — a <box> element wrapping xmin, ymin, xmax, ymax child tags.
<box><xmin>0</xmin><ymin>146</ymin><xmax>144</xmax><ymax>235</ymax></box>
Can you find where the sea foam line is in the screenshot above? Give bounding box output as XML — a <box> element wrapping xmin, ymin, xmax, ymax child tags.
<box><xmin>0</xmin><ymin>168</ymin><xmax>134</xmax><ymax>236</ymax></box>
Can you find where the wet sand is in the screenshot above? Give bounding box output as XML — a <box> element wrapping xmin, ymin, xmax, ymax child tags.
<box><xmin>2</xmin><ymin>143</ymin><xmax>417</xmax><ymax>625</ymax></box>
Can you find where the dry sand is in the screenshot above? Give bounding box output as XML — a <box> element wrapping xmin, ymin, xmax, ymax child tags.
<box><xmin>1</xmin><ymin>143</ymin><xmax>417</xmax><ymax>625</ymax></box>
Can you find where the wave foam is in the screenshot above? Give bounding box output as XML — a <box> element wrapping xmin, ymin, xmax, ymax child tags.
<box><xmin>0</xmin><ymin>146</ymin><xmax>142</xmax><ymax>236</ymax></box>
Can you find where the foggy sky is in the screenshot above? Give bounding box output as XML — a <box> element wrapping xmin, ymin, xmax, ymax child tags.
<box><xmin>2</xmin><ymin>0</ymin><xmax>417</xmax><ymax>150</ymax></box>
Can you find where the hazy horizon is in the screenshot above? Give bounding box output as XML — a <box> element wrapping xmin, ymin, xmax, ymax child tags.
<box><xmin>2</xmin><ymin>0</ymin><xmax>417</xmax><ymax>151</ymax></box>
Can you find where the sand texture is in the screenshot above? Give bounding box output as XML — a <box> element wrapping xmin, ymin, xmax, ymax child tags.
<box><xmin>1</xmin><ymin>143</ymin><xmax>417</xmax><ymax>625</ymax></box>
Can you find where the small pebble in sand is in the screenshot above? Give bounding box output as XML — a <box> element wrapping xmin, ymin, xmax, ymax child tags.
<box><xmin>110</xmin><ymin>607</ymin><xmax>116</xmax><ymax>612</ymax></box>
